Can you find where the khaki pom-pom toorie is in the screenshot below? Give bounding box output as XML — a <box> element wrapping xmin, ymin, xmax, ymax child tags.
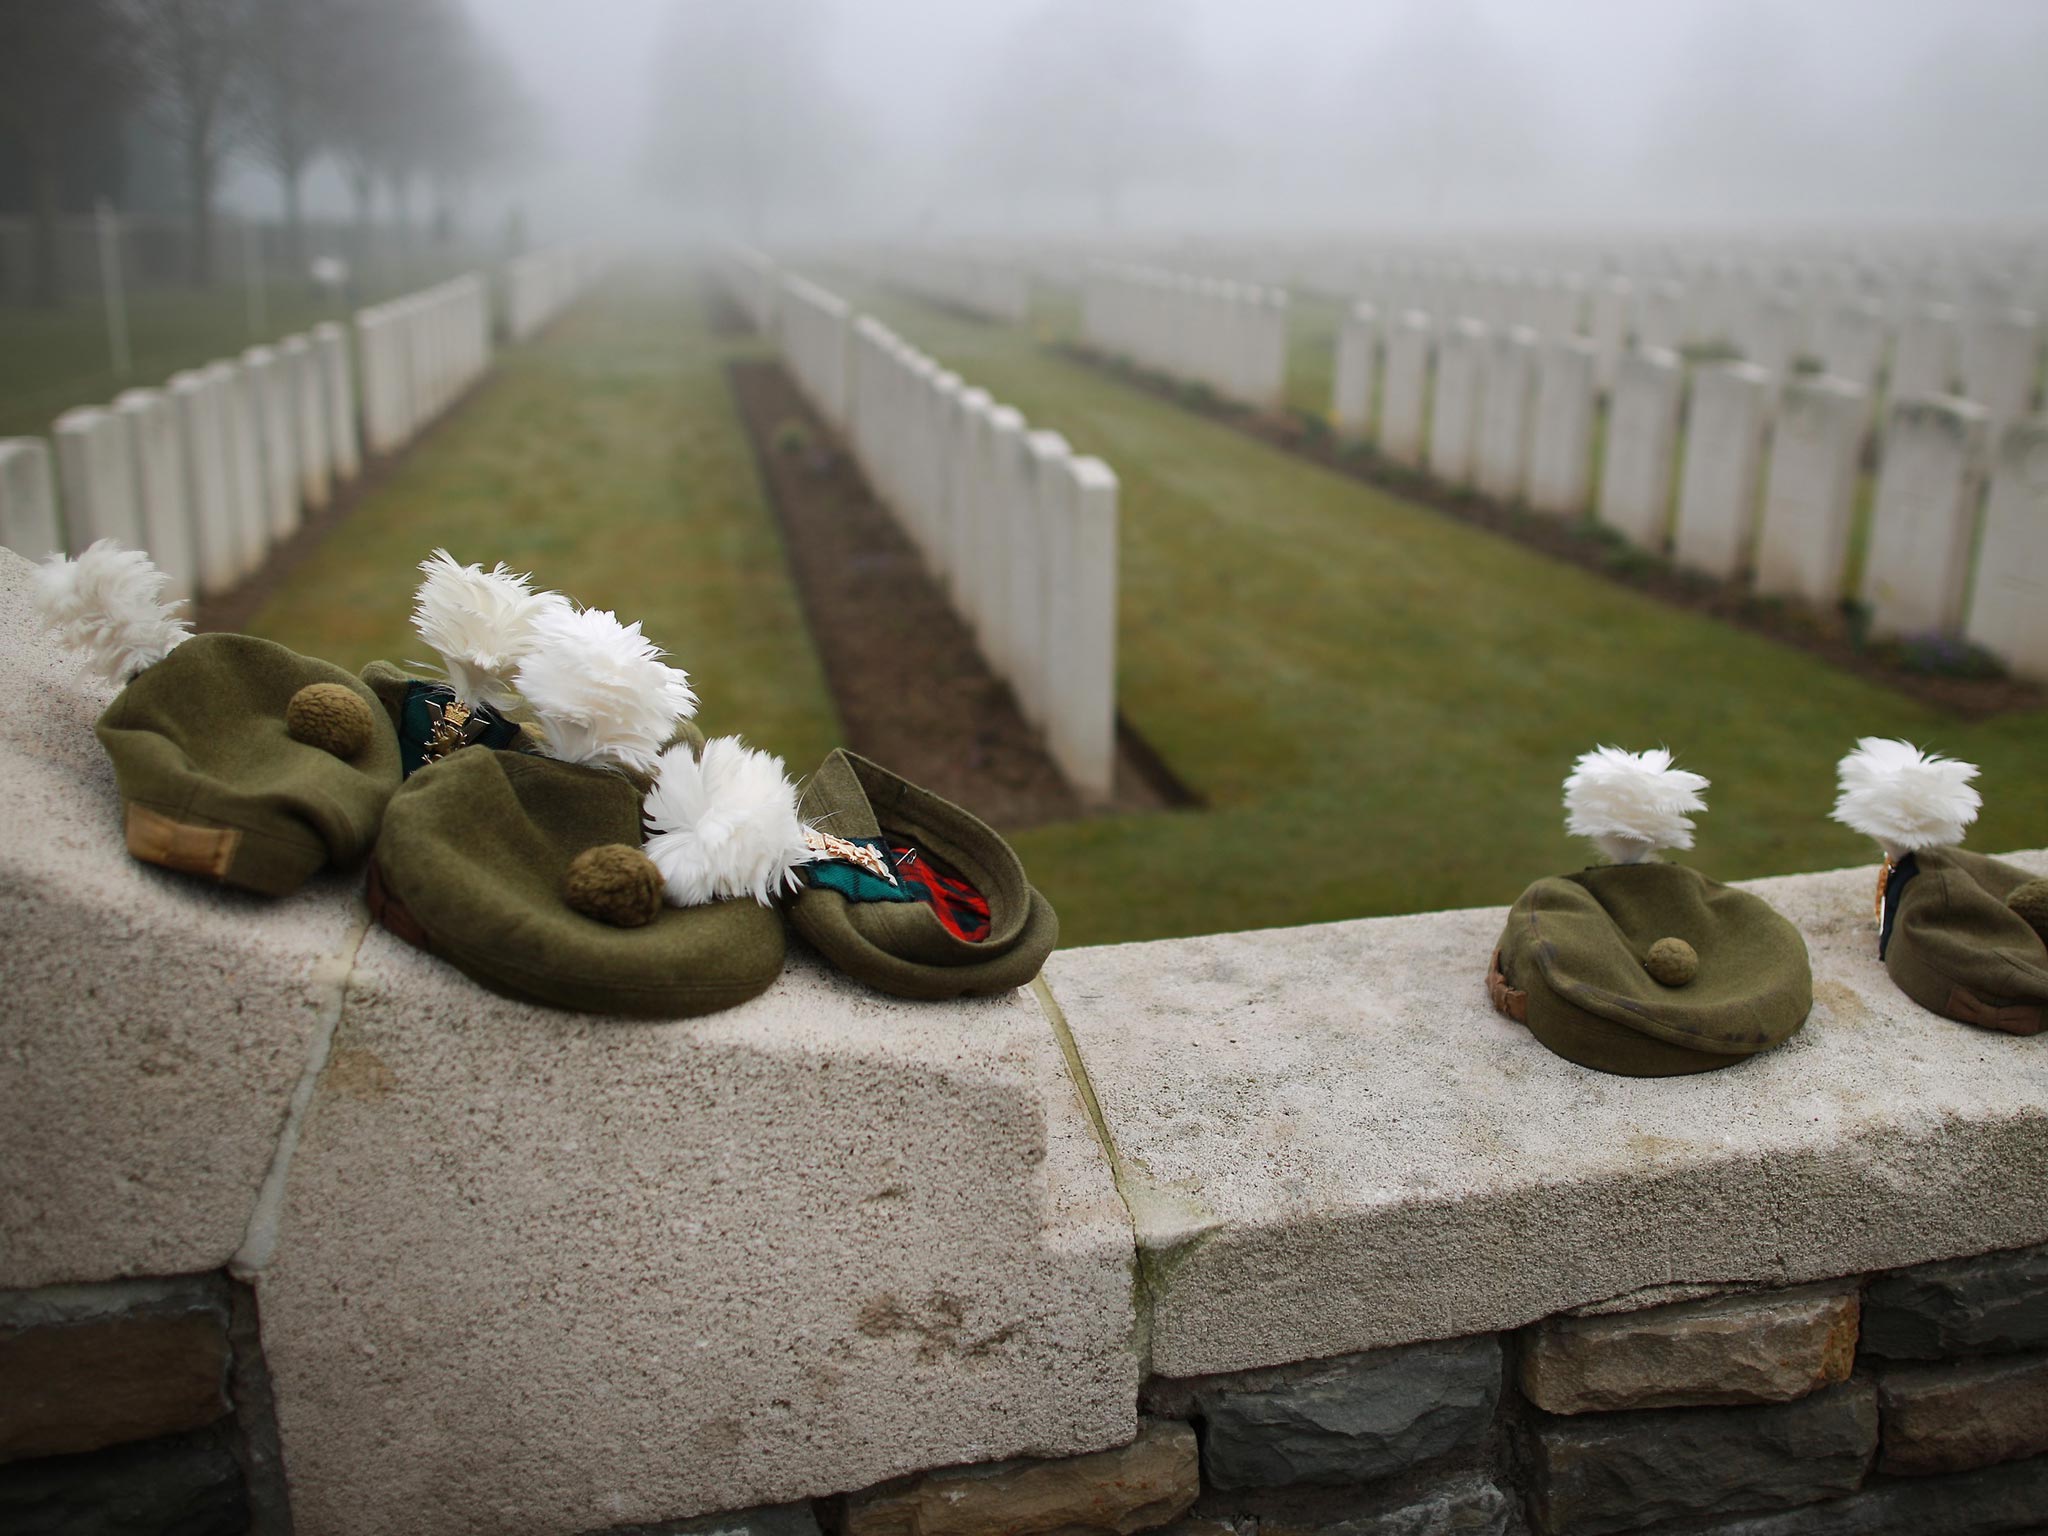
<box><xmin>2008</xmin><ymin>879</ymin><xmax>2048</xmax><ymax>945</ymax></box>
<box><xmin>1645</xmin><ymin>936</ymin><xmax>1699</xmax><ymax>987</ymax></box>
<box><xmin>564</xmin><ymin>843</ymin><xmax>664</xmax><ymax>928</ymax></box>
<box><xmin>285</xmin><ymin>682</ymin><xmax>375</xmax><ymax>758</ymax></box>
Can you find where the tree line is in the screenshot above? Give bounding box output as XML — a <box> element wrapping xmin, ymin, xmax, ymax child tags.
<box><xmin>0</xmin><ymin>0</ymin><xmax>533</xmax><ymax>304</ymax></box>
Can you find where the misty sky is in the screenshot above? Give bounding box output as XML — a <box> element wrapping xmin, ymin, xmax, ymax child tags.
<box><xmin>267</xmin><ymin>0</ymin><xmax>2048</xmax><ymax>238</ymax></box>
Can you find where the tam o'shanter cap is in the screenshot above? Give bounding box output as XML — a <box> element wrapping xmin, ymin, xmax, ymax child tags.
<box><xmin>788</xmin><ymin>749</ymin><xmax>1058</xmax><ymax>999</ymax></box>
<box><xmin>1832</xmin><ymin>738</ymin><xmax>2047</xmax><ymax>1035</ymax></box>
<box><xmin>369</xmin><ymin>746</ymin><xmax>787</xmax><ymax>1018</ymax></box>
<box><xmin>1489</xmin><ymin>746</ymin><xmax>1812</xmax><ymax>1077</ymax></box>
<box><xmin>34</xmin><ymin>542</ymin><xmax>401</xmax><ymax>895</ymax></box>
<box><xmin>368</xmin><ymin>582</ymin><xmax>805</xmax><ymax>1017</ymax></box>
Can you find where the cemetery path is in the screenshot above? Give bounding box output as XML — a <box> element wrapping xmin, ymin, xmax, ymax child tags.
<box><xmin>241</xmin><ymin>270</ymin><xmax>841</xmax><ymax>779</ymax></box>
<box><xmin>837</xmin><ymin>281</ymin><xmax>2048</xmax><ymax>948</ymax></box>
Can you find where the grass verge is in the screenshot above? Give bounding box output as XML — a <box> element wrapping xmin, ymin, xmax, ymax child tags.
<box><xmin>241</xmin><ymin>270</ymin><xmax>840</xmax><ymax>771</ymax></box>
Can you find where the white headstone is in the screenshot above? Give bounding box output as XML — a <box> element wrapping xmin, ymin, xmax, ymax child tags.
<box><xmin>169</xmin><ymin>370</ymin><xmax>239</xmax><ymax>597</ymax></box>
<box><xmin>242</xmin><ymin>346</ymin><xmax>301</xmax><ymax>544</ymax></box>
<box><xmin>0</xmin><ymin>438</ymin><xmax>63</xmax><ymax>560</ymax></box>
<box><xmin>1525</xmin><ymin>337</ymin><xmax>1599</xmax><ymax>519</ymax></box>
<box><xmin>313</xmin><ymin>323</ymin><xmax>361</xmax><ymax>481</ymax></box>
<box><xmin>1673</xmin><ymin>361</ymin><xmax>1772</xmax><ymax>580</ymax></box>
<box><xmin>211</xmin><ymin>360</ymin><xmax>267</xmax><ymax>577</ymax></box>
<box><xmin>1427</xmin><ymin>318</ymin><xmax>1487</xmax><ymax>486</ymax></box>
<box><xmin>354</xmin><ymin>311</ymin><xmax>398</xmax><ymax>455</ymax></box>
<box><xmin>1332</xmin><ymin>303</ymin><xmax>1378</xmax><ymax>440</ymax></box>
<box><xmin>1380</xmin><ymin>312</ymin><xmax>1433</xmax><ymax>468</ymax></box>
<box><xmin>1052</xmin><ymin>458</ymin><xmax>1118</xmax><ymax>804</ymax></box>
<box><xmin>1474</xmin><ymin>326</ymin><xmax>1537</xmax><ymax>502</ymax></box>
<box><xmin>1819</xmin><ymin>297</ymin><xmax>1886</xmax><ymax>397</ymax></box>
<box><xmin>952</xmin><ymin>389</ymin><xmax>994</xmax><ymax>619</ymax></box>
<box><xmin>1638</xmin><ymin>281</ymin><xmax>1685</xmax><ymax>352</ymax></box>
<box><xmin>1862</xmin><ymin>396</ymin><xmax>1990</xmax><ymax>639</ymax></box>
<box><xmin>1962</xmin><ymin>308</ymin><xmax>2039</xmax><ymax>429</ymax></box>
<box><xmin>1754</xmin><ymin>375</ymin><xmax>1866</xmax><ymax>606</ymax></box>
<box><xmin>280</xmin><ymin>335</ymin><xmax>331</xmax><ymax>511</ymax></box>
<box><xmin>979</xmin><ymin>407</ymin><xmax>1026</xmax><ymax>667</ymax></box>
<box><xmin>1963</xmin><ymin>417</ymin><xmax>2048</xmax><ymax>680</ymax></box>
<box><xmin>1598</xmin><ymin>346</ymin><xmax>1685</xmax><ymax>550</ymax></box>
<box><xmin>1011</xmin><ymin>429</ymin><xmax>1065</xmax><ymax>729</ymax></box>
<box><xmin>53</xmin><ymin>407</ymin><xmax>142</xmax><ymax>555</ymax></box>
<box><xmin>1891</xmin><ymin>304</ymin><xmax>1959</xmax><ymax>403</ymax></box>
<box><xmin>113</xmin><ymin>389</ymin><xmax>197</xmax><ymax>603</ymax></box>
<box><xmin>950</xmin><ymin>387</ymin><xmax>991</xmax><ymax>618</ymax></box>
<box><xmin>1589</xmin><ymin>278</ymin><xmax>1632</xmax><ymax>392</ymax></box>
<box><xmin>1739</xmin><ymin>290</ymin><xmax>1799</xmax><ymax>394</ymax></box>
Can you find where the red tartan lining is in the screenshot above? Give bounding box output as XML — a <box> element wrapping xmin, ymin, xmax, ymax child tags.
<box><xmin>888</xmin><ymin>843</ymin><xmax>991</xmax><ymax>942</ymax></box>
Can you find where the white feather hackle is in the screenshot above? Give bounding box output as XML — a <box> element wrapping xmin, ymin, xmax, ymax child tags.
<box><xmin>1563</xmin><ymin>746</ymin><xmax>1711</xmax><ymax>864</ymax></box>
<box><xmin>410</xmin><ymin>549</ymin><xmax>563</xmax><ymax>710</ymax></box>
<box><xmin>511</xmin><ymin>603</ymin><xmax>695</xmax><ymax>773</ymax></box>
<box><xmin>643</xmin><ymin>736</ymin><xmax>813</xmax><ymax>906</ymax></box>
<box><xmin>1831</xmin><ymin>738</ymin><xmax>1980</xmax><ymax>859</ymax></box>
<box><xmin>33</xmin><ymin>541</ymin><xmax>191</xmax><ymax>683</ymax></box>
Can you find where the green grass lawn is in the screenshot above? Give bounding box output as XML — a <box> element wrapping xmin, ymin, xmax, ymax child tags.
<box><xmin>838</xmin><ymin>282</ymin><xmax>2048</xmax><ymax>948</ymax></box>
<box><xmin>241</xmin><ymin>271</ymin><xmax>840</xmax><ymax>774</ymax></box>
<box><xmin>0</xmin><ymin>269</ymin><xmax>470</xmax><ymax>440</ymax></box>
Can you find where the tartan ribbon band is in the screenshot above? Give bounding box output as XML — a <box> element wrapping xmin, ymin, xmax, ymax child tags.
<box><xmin>800</xmin><ymin>833</ymin><xmax>993</xmax><ymax>943</ymax></box>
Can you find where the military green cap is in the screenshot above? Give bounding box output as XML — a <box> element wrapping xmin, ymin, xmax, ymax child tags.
<box><xmin>369</xmin><ymin>745</ymin><xmax>784</xmax><ymax>1017</ymax></box>
<box><xmin>95</xmin><ymin>632</ymin><xmax>403</xmax><ymax>895</ymax></box>
<box><xmin>1880</xmin><ymin>847</ymin><xmax>2048</xmax><ymax>1036</ymax></box>
<box><xmin>790</xmin><ymin>749</ymin><xmax>1057</xmax><ymax>999</ymax></box>
<box><xmin>1490</xmin><ymin>862</ymin><xmax>1813</xmax><ymax>1077</ymax></box>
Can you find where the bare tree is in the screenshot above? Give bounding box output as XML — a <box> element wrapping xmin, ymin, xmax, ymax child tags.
<box><xmin>416</xmin><ymin>18</ymin><xmax>540</xmax><ymax>245</ymax></box>
<box><xmin>959</xmin><ymin>0</ymin><xmax>1205</xmax><ymax>232</ymax></box>
<box><xmin>247</xmin><ymin>0</ymin><xmax>323</xmax><ymax>269</ymax></box>
<box><xmin>642</xmin><ymin>0</ymin><xmax>864</xmax><ymax>239</ymax></box>
<box><xmin>321</xmin><ymin>0</ymin><xmax>513</xmax><ymax>275</ymax></box>
<box><xmin>0</xmin><ymin>0</ymin><xmax>136</xmax><ymax>305</ymax></box>
<box><xmin>129</xmin><ymin>0</ymin><xmax>256</xmax><ymax>286</ymax></box>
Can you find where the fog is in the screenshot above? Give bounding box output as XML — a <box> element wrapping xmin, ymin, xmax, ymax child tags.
<box><xmin>445</xmin><ymin>0</ymin><xmax>2048</xmax><ymax>246</ymax></box>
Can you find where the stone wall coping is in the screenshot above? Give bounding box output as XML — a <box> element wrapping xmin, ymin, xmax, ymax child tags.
<box><xmin>1047</xmin><ymin>849</ymin><xmax>2048</xmax><ymax>1378</ymax></box>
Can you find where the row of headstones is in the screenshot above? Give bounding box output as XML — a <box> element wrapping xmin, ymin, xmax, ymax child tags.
<box><xmin>0</xmin><ymin>248</ymin><xmax>598</xmax><ymax>603</ymax></box>
<box><xmin>0</xmin><ymin>324</ymin><xmax>360</xmax><ymax>603</ymax></box>
<box><xmin>355</xmin><ymin>275</ymin><xmax>494</xmax><ymax>457</ymax></box>
<box><xmin>1357</xmin><ymin>268</ymin><xmax>2042</xmax><ymax>419</ymax></box>
<box><xmin>502</xmin><ymin>246</ymin><xmax>605</xmax><ymax>344</ymax></box>
<box><xmin>1330</xmin><ymin>307</ymin><xmax>2047</xmax><ymax>680</ymax></box>
<box><xmin>1079</xmin><ymin>261</ymin><xmax>1290</xmax><ymax>412</ymax></box>
<box><xmin>1268</xmin><ymin>232</ymin><xmax>2048</xmax><ymax>335</ymax></box>
<box><xmin>882</xmin><ymin>249</ymin><xmax>1032</xmax><ymax>326</ymax></box>
<box><xmin>771</xmin><ymin>269</ymin><xmax>1121</xmax><ymax>803</ymax></box>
